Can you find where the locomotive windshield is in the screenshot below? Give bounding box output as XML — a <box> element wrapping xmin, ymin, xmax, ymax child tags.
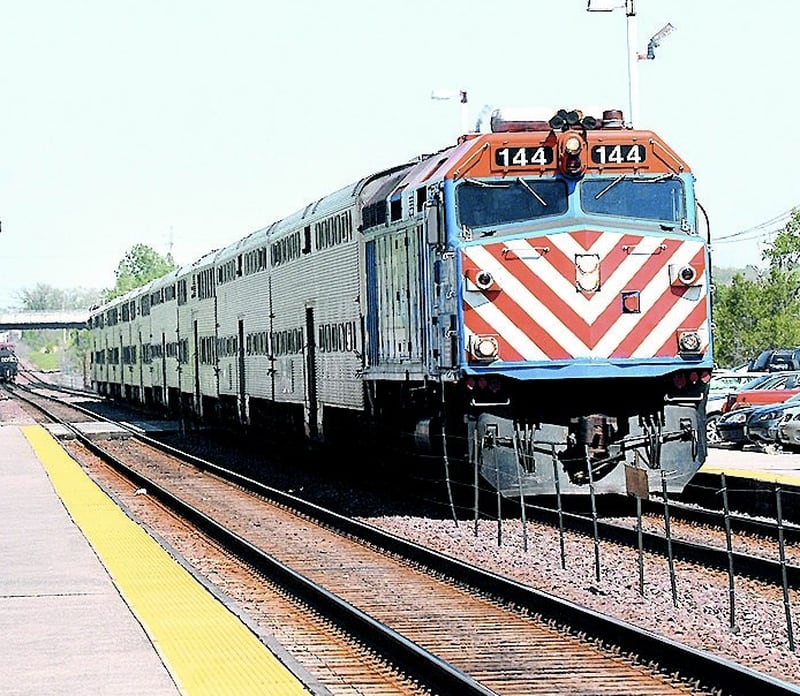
<box><xmin>580</xmin><ymin>175</ymin><xmax>685</xmax><ymax>225</ymax></box>
<box><xmin>456</xmin><ymin>174</ymin><xmax>684</xmax><ymax>231</ymax></box>
<box><xmin>456</xmin><ymin>178</ymin><xmax>568</xmax><ymax>230</ymax></box>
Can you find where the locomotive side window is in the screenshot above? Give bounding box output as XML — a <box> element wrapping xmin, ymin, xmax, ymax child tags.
<box><xmin>581</xmin><ymin>176</ymin><xmax>685</xmax><ymax>225</ymax></box>
<box><xmin>456</xmin><ymin>178</ymin><xmax>567</xmax><ymax>231</ymax></box>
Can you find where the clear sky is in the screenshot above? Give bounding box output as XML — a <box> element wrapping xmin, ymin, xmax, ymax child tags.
<box><xmin>1</xmin><ymin>1</ymin><xmax>797</xmax><ymax>310</ymax></box>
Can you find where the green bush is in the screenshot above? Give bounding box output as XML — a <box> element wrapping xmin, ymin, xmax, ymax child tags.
<box><xmin>26</xmin><ymin>349</ymin><xmax>60</xmax><ymax>372</ymax></box>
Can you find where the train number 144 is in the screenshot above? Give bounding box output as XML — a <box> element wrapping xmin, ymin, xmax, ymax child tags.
<box><xmin>591</xmin><ymin>144</ymin><xmax>646</xmax><ymax>165</ymax></box>
<box><xmin>494</xmin><ymin>146</ymin><xmax>554</xmax><ymax>168</ymax></box>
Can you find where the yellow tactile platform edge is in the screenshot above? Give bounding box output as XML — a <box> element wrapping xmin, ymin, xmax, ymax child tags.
<box><xmin>699</xmin><ymin>463</ymin><xmax>800</xmax><ymax>486</ymax></box>
<box><xmin>22</xmin><ymin>425</ymin><xmax>310</xmax><ymax>696</ymax></box>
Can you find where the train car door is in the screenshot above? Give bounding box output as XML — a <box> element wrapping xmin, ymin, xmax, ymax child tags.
<box><xmin>305</xmin><ymin>307</ymin><xmax>318</xmax><ymax>440</ymax></box>
<box><xmin>238</xmin><ymin>319</ymin><xmax>246</xmax><ymax>423</ymax></box>
<box><xmin>161</xmin><ymin>333</ymin><xmax>168</xmax><ymax>408</ymax></box>
<box><xmin>193</xmin><ymin>320</ymin><xmax>201</xmax><ymax>417</ymax></box>
<box><xmin>137</xmin><ymin>329</ymin><xmax>145</xmax><ymax>403</ymax></box>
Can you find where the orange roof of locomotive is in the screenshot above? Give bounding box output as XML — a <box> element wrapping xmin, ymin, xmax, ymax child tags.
<box><xmin>388</xmin><ymin>120</ymin><xmax>692</xmax><ymax>199</ymax></box>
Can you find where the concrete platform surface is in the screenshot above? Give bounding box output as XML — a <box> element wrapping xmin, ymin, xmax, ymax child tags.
<box><xmin>0</xmin><ymin>425</ymin><xmax>181</xmax><ymax>696</ymax></box>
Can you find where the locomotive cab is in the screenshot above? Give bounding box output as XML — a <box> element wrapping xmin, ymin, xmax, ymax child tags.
<box><xmin>0</xmin><ymin>343</ymin><xmax>19</xmax><ymax>383</ymax></box>
<box><xmin>445</xmin><ymin>107</ymin><xmax>712</xmax><ymax>496</ymax></box>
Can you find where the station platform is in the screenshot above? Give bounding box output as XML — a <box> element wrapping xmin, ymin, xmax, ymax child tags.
<box><xmin>690</xmin><ymin>446</ymin><xmax>800</xmax><ymax>522</ymax></box>
<box><xmin>703</xmin><ymin>446</ymin><xmax>800</xmax><ymax>486</ymax></box>
<box><xmin>0</xmin><ymin>423</ymin><xmax>326</xmax><ymax>696</ymax></box>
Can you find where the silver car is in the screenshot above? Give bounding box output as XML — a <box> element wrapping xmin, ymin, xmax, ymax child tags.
<box><xmin>777</xmin><ymin>409</ymin><xmax>800</xmax><ymax>451</ymax></box>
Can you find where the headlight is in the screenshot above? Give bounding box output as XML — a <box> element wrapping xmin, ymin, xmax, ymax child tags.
<box><xmin>723</xmin><ymin>411</ymin><xmax>748</xmax><ymax>424</ymax></box>
<box><xmin>677</xmin><ymin>330</ymin><xmax>701</xmax><ymax>353</ymax></box>
<box><xmin>670</xmin><ymin>263</ymin><xmax>702</xmax><ymax>287</ymax></box>
<box><xmin>465</xmin><ymin>269</ymin><xmax>495</xmax><ymax>291</ymax></box>
<box><xmin>470</xmin><ymin>335</ymin><xmax>499</xmax><ymax>361</ymax></box>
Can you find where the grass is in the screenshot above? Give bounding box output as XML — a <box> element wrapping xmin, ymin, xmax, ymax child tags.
<box><xmin>25</xmin><ymin>349</ymin><xmax>61</xmax><ymax>372</ymax></box>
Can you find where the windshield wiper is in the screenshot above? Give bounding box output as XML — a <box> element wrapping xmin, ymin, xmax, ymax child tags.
<box><xmin>648</xmin><ymin>172</ymin><xmax>676</xmax><ymax>183</ymax></box>
<box><xmin>516</xmin><ymin>177</ymin><xmax>547</xmax><ymax>206</ymax></box>
<box><xmin>594</xmin><ymin>174</ymin><xmax>627</xmax><ymax>199</ymax></box>
<box><xmin>596</xmin><ymin>173</ymin><xmax>674</xmax><ymax>199</ymax></box>
<box><xmin>464</xmin><ymin>177</ymin><xmax>511</xmax><ymax>188</ymax></box>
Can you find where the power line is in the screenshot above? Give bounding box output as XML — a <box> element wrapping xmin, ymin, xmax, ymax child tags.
<box><xmin>714</xmin><ymin>229</ymin><xmax>781</xmax><ymax>246</ymax></box>
<box><xmin>713</xmin><ymin>206</ymin><xmax>797</xmax><ymax>244</ymax></box>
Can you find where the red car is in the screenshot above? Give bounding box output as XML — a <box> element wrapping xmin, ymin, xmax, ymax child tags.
<box><xmin>725</xmin><ymin>371</ymin><xmax>800</xmax><ymax>412</ymax></box>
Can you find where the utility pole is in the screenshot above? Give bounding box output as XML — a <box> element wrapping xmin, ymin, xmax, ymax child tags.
<box><xmin>586</xmin><ymin>0</ymin><xmax>638</xmax><ymax>128</ymax></box>
<box><xmin>431</xmin><ymin>89</ymin><xmax>469</xmax><ymax>138</ymax></box>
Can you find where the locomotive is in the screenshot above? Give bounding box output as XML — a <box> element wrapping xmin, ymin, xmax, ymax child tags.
<box><xmin>0</xmin><ymin>343</ymin><xmax>19</xmax><ymax>383</ymax></box>
<box><xmin>88</xmin><ymin>106</ymin><xmax>714</xmax><ymax>497</ymax></box>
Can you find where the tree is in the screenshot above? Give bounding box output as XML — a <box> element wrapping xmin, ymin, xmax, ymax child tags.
<box><xmin>712</xmin><ymin>209</ymin><xmax>800</xmax><ymax>367</ymax></box>
<box><xmin>107</xmin><ymin>244</ymin><xmax>176</xmax><ymax>300</ymax></box>
<box><xmin>712</xmin><ymin>273</ymin><xmax>762</xmax><ymax>366</ymax></box>
<box><xmin>14</xmin><ymin>283</ymin><xmax>102</xmax><ymax>354</ymax></box>
<box><xmin>16</xmin><ymin>284</ymin><xmax>102</xmax><ymax>312</ymax></box>
<box><xmin>18</xmin><ymin>284</ymin><xmax>67</xmax><ymax>311</ymax></box>
<box><xmin>762</xmin><ymin>210</ymin><xmax>800</xmax><ymax>273</ymax></box>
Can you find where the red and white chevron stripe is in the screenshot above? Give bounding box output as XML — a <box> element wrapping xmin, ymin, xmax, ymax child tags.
<box><xmin>462</xmin><ymin>229</ymin><xmax>709</xmax><ymax>363</ymax></box>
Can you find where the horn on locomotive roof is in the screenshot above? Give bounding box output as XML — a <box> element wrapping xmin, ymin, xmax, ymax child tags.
<box><xmin>488</xmin><ymin>107</ymin><xmax>626</xmax><ymax>133</ymax></box>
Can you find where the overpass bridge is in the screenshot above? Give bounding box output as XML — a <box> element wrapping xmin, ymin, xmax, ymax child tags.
<box><xmin>0</xmin><ymin>310</ymin><xmax>90</xmax><ymax>330</ymax></box>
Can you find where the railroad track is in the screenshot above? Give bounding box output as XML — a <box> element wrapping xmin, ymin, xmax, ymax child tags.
<box><xmin>18</xmin><ymin>379</ymin><xmax>800</xmax><ymax>588</ymax></box>
<box><xmin>7</xmin><ymin>382</ymin><xmax>800</xmax><ymax>694</ymax></box>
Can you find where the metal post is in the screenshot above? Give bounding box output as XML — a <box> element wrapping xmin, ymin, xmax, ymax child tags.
<box><xmin>552</xmin><ymin>445</ymin><xmax>567</xmax><ymax>569</ymax></box>
<box><xmin>661</xmin><ymin>469</ymin><xmax>678</xmax><ymax>607</ymax></box>
<box><xmin>473</xmin><ymin>428</ymin><xmax>480</xmax><ymax>537</ymax></box>
<box><xmin>585</xmin><ymin>446</ymin><xmax>601</xmax><ymax>582</ymax></box>
<box><xmin>431</xmin><ymin>89</ymin><xmax>469</xmax><ymax>138</ymax></box>
<box><xmin>495</xmin><ymin>446</ymin><xmax>503</xmax><ymax>547</ymax></box>
<box><xmin>587</xmin><ymin>0</ymin><xmax>638</xmax><ymax>128</ymax></box>
<box><xmin>512</xmin><ymin>429</ymin><xmax>529</xmax><ymax>553</ymax></box>
<box><xmin>439</xmin><ymin>415</ymin><xmax>458</xmax><ymax>527</ymax></box>
<box><xmin>775</xmin><ymin>486</ymin><xmax>795</xmax><ymax>650</ymax></box>
<box><xmin>625</xmin><ymin>0</ymin><xmax>639</xmax><ymax>127</ymax></box>
<box><xmin>636</xmin><ymin>495</ymin><xmax>645</xmax><ymax>596</ymax></box>
<box><xmin>459</xmin><ymin>90</ymin><xmax>469</xmax><ymax>136</ymax></box>
<box><xmin>720</xmin><ymin>473</ymin><xmax>737</xmax><ymax>632</ymax></box>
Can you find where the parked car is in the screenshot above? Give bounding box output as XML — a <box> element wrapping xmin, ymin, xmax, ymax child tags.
<box><xmin>716</xmin><ymin>406</ymin><xmax>758</xmax><ymax>448</ymax></box>
<box><xmin>705</xmin><ymin>371</ymin><xmax>772</xmax><ymax>445</ymax></box>
<box><xmin>723</xmin><ymin>370</ymin><xmax>800</xmax><ymax>412</ymax></box>
<box><xmin>745</xmin><ymin>395</ymin><xmax>800</xmax><ymax>446</ymax></box>
<box><xmin>717</xmin><ymin>392</ymin><xmax>800</xmax><ymax>449</ymax></box>
<box><xmin>778</xmin><ymin>410</ymin><xmax>800</xmax><ymax>451</ymax></box>
<box><xmin>748</xmin><ymin>347</ymin><xmax>800</xmax><ymax>372</ymax></box>
<box><xmin>708</xmin><ymin>370</ymin><xmax>770</xmax><ymax>397</ymax></box>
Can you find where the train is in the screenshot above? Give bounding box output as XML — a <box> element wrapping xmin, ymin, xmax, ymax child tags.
<box><xmin>87</xmin><ymin>106</ymin><xmax>714</xmax><ymax>498</ymax></box>
<box><xmin>0</xmin><ymin>342</ymin><xmax>19</xmax><ymax>383</ymax></box>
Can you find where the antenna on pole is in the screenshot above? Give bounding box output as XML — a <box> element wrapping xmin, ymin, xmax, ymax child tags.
<box><xmin>431</xmin><ymin>88</ymin><xmax>469</xmax><ymax>137</ymax></box>
<box><xmin>587</xmin><ymin>0</ymin><xmax>638</xmax><ymax>127</ymax></box>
